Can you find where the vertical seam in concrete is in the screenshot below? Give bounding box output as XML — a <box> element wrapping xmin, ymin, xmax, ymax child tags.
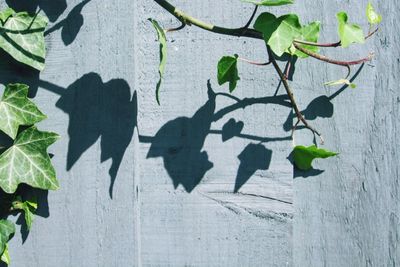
<box><xmin>132</xmin><ymin>0</ymin><xmax>142</xmax><ymax>266</ymax></box>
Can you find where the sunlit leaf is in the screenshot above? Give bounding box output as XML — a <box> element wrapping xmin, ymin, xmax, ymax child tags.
<box><xmin>217</xmin><ymin>55</ymin><xmax>240</xmax><ymax>93</ymax></box>
<box><xmin>0</xmin><ymin>83</ymin><xmax>46</xmax><ymax>139</ymax></box>
<box><xmin>0</xmin><ymin>9</ymin><xmax>48</xmax><ymax>71</ymax></box>
<box><xmin>0</xmin><ymin>220</ymin><xmax>14</xmax><ymax>262</ymax></box>
<box><xmin>241</xmin><ymin>0</ymin><xmax>294</xmax><ymax>6</ymax></box>
<box><xmin>293</xmin><ymin>145</ymin><xmax>338</xmax><ymax>170</ymax></box>
<box><xmin>0</xmin><ymin>126</ymin><xmax>60</xmax><ymax>194</ymax></box>
<box><xmin>149</xmin><ymin>18</ymin><xmax>167</xmax><ymax>105</ymax></box>
<box><xmin>12</xmin><ymin>196</ymin><xmax>38</xmax><ymax>230</ymax></box>
<box><xmin>337</xmin><ymin>12</ymin><xmax>365</xmax><ymax>48</ymax></box>
<box><xmin>291</xmin><ymin>21</ymin><xmax>321</xmax><ymax>58</ymax></box>
<box><xmin>1</xmin><ymin>244</ymin><xmax>10</xmax><ymax>265</ymax></box>
<box><xmin>254</xmin><ymin>13</ymin><xmax>301</xmax><ymax>56</ymax></box>
<box><xmin>366</xmin><ymin>2</ymin><xmax>382</xmax><ymax>25</ymax></box>
<box><xmin>324</xmin><ymin>79</ymin><xmax>356</xmax><ymax>89</ymax></box>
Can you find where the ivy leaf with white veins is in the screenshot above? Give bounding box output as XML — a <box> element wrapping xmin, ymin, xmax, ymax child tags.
<box><xmin>217</xmin><ymin>54</ymin><xmax>240</xmax><ymax>93</ymax></box>
<box><xmin>293</xmin><ymin>145</ymin><xmax>338</xmax><ymax>170</ymax></box>
<box><xmin>0</xmin><ymin>83</ymin><xmax>46</xmax><ymax>140</ymax></box>
<box><xmin>337</xmin><ymin>12</ymin><xmax>365</xmax><ymax>48</ymax></box>
<box><xmin>149</xmin><ymin>19</ymin><xmax>167</xmax><ymax>105</ymax></box>
<box><xmin>0</xmin><ymin>126</ymin><xmax>60</xmax><ymax>194</ymax></box>
<box><xmin>254</xmin><ymin>13</ymin><xmax>302</xmax><ymax>56</ymax></box>
<box><xmin>12</xmin><ymin>196</ymin><xmax>38</xmax><ymax>231</ymax></box>
<box><xmin>366</xmin><ymin>3</ymin><xmax>382</xmax><ymax>25</ymax></box>
<box><xmin>0</xmin><ymin>220</ymin><xmax>15</xmax><ymax>262</ymax></box>
<box><xmin>0</xmin><ymin>8</ymin><xmax>15</xmax><ymax>24</ymax></box>
<box><xmin>241</xmin><ymin>0</ymin><xmax>294</xmax><ymax>6</ymax></box>
<box><xmin>0</xmin><ymin>9</ymin><xmax>48</xmax><ymax>71</ymax></box>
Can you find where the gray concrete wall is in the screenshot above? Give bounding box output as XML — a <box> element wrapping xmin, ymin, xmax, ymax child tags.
<box><xmin>0</xmin><ymin>0</ymin><xmax>398</xmax><ymax>266</ymax></box>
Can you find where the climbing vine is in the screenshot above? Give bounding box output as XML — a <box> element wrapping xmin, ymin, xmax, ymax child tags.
<box><xmin>0</xmin><ymin>7</ymin><xmax>58</xmax><ymax>265</ymax></box>
<box><xmin>150</xmin><ymin>0</ymin><xmax>381</xmax><ymax>170</ymax></box>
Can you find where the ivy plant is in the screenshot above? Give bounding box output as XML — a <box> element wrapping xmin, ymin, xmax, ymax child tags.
<box><xmin>150</xmin><ymin>0</ymin><xmax>381</xmax><ymax>171</ymax></box>
<box><xmin>0</xmin><ymin>7</ymin><xmax>59</xmax><ymax>266</ymax></box>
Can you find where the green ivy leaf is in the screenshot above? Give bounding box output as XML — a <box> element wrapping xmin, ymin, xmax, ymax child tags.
<box><xmin>254</xmin><ymin>13</ymin><xmax>301</xmax><ymax>56</ymax></box>
<box><xmin>0</xmin><ymin>8</ymin><xmax>15</xmax><ymax>24</ymax></box>
<box><xmin>366</xmin><ymin>3</ymin><xmax>382</xmax><ymax>25</ymax></box>
<box><xmin>291</xmin><ymin>21</ymin><xmax>321</xmax><ymax>58</ymax></box>
<box><xmin>12</xmin><ymin>196</ymin><xmax>38</xmax><ymax>231</ymax></box>
<box><xmin>337</xmin><ymin>12</ymin><xmax>365</xmax><ymax>48</ymax></box>
<box><xmin>217</xmin><ymin>55</ymin><xmax>240</xmax><ymax>93</ymax></box>
<box><xmin>1</xmin><ymin>244</ymin><xmax>10</xmax><ymax>265</ymax></box>
<box><xmin>0</xmin><ymin>9</ymin><xmax>48</xmax><ymax>71</ymax></box>
<box><xmin>149</xmin><ymin>19</ymin><xmax>167</xmax><ymax>105</ymax></box>
<box><xmin>324</xmin><ymin>79</ymin><xmax>356</xmax><ymax>89</ymax></box>
<box><xmin>0</xmin><ymin>83</ymin><xmax>46</xmax><ymax>140</ymax></box>
<box><xmin>293</xmin><ymin>145</ymin><xmax>338</xmax><ymax>170</ymax></box>
<box><xmin>241</xmin><ymin>0</ymin><xmax>294</xmax><ymax>6</ymax></box>
<box><xmin>0</xmin><ymin>126</ymin><xmax>60</xmax><ymax>194</ymax></box>
<box><xmin>0</xmin><ymin>220</ymin><xmax>14</xmax><ymax>262</ymax></box>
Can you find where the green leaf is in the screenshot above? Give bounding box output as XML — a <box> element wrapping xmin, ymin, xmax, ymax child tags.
<box><xmin>366</xmin><ymin>3</ymin><xmax>382</xmax><ymax>25</ymax></box>
<box><xmin>337</xmin><ymin>12</ymin><xmax>365</xmax><ymax>48</ymax></box>
<box><xmin>149</xmin><ymin>19</ymin><xmax>167</xmax><ymax>105</ymax></box>
<box><xmin>291</xmin><ymin>21</ymin><xmax>321</xmax><ymax>58</ymax></box>
<box><xmin>0</xmin><ymin>220</ymin><xmax>14</xmax><ymax>259</ymax></box>
<box><xmin>0</xmin><ymin>8</ymin><xmax>15</xmax><ymax>24</ymax></box>
<box><xmin>12</xmin><ymin>196</ymin><xmax>38</xmax><ymax>231</ymax></box>
<box><xmin>241</xmin><ymin>0</ymin><xmax>294</xmax><ymax>6</ymax></box>
<box><xmin>324</xmin><ymin>79</ymin><xmax>356</xmax><ymax>89</ymax></box>
<box><xmin>0</xmin><ymin>10</ymin><xmax>48</xmax><ymax>71</ymax></box>
<box><xmin>217</xmin><ymin>55</ymin><xmax>240</xmax><ymax>93</ymax></box>
<box><xmin>293</xmin><ymin>145</ymin><xmax>338</xmax><ymax>170</ymax></box>
<box><xmin>254</xmin><ymin>13</ymin><xmax>302</xmax><ymax>56</ymax></box>
<box><xmin>0</xmin><ymin>126</ymin><xmax>60</xmax><ymax>194</ymax></box>
<box><xmin>0</xmin><ymin>83</ymin><xmax>46</xmax><ymax>139</ymax></box>
<box><xmin>1</xmin><ymin>244</ymin><xmax>10</xmax><ymax>265</ymax></box>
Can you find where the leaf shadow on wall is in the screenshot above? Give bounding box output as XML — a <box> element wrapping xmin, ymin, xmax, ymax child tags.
<box><xmin>39</xmin><ymin>73</ymin><xmax>137</xmax><ymax>198</ymax></box>
<box><xmin>141</xmin><ymin>81</ymin><xmax>292</xmax><ymax>193</ymax></box>
<box><xmin>5</xmin><ymin>0</ymin><xmax>67</xmax><ymax>22</ymax></box>
<box><xmin>44</xmin><ymin>0</ymin><xmax>91</xmax><ymax>46</ymax></box>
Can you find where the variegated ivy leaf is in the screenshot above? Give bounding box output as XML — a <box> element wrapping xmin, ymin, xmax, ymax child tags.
<box><xmin>324</xmin><ymin>79</ymin><xmax>356</xmax><ymax>89</ymax></box>
<box><xmin>0</xmin><ymin>83</ymin><xmax>46</xmax><ymax>140</ymax></box>
<box><xmin>12</xmin><ymin>196</ymin><xmax>38</xmax><ymax>231</ymax></box>
<box><xmin>366</xmin><ymin>3</ymin><xmax>382</xmax><ymax>25</ymax></box>
<box><xmin>0</xmin><ymin>220</ymin><xmax>14</xmax><ymax>261</ymax></box>
<box><xmin>0</xmin><ymin>126</ymin><xmax>60</xmax><ymax>194</ymax></box>
<box><xmin>241</xmin><ymin>0</ymin><xmax>294</xmax><ymax>6</ymax></box>
<box><xmin>336</xmin><ymin>12</ymin><xmax>365</xmax><ymax>48</ymax></box>
<box><xmin>0</xmin><ymin>8</ymin><xmax>48</xmax><ymax>71</ymax></box>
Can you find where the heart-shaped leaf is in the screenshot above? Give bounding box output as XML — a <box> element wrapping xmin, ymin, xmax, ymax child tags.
<box><xmin>217</xmin><ymin>55</ymin><xmax>240</xmax><ymax>93</ymax></box>
<box><xmin>241</xmin><ymin>0</ymin><xmax>294</xmax><ymax>6</ymax></box>
<box><xmin>0</xmin><ymin>126</ymin><xmax>60</xmax><ymax>194</ymax></box>
<box><xmin>0</xmin><ymin>9</ymin><xmax>48</xmax><ymax>71</ymax></box>
<box><xmin>149</xmin><ymin>19</ymin><xmax>167</xmax><ymax>105</ymax></box>
<box><xmin>337</xmin><ymin>12</ymin><xmax>365</xmax><ymax>48</ymax></box>
<box><xmin>293</xmin><ymin>145</ymin><xmax>338</xmax><ymax>170</ymax></box>
<box><xmin>0</xmin><ymin>83</ymin><xmax>46</xmax><ymax>139</ymax></box>
<box><xmin>0</xmin><ymin>220</ymin><xmax>14</xmax><ymax>259</ymax></box>
<box><xmin>366</xmin><ymin>3</ymin><xmax>382</xmax><ymax>25</ymax></box>
<box><xmin>254</xmin><ymin>13</ymin><xmax>302</xmax><ymax>56</ymax></box>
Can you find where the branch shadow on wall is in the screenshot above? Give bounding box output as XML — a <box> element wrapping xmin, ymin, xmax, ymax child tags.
<box><xmin>141</xmin><ymin>81</ymin><xmax>292</xmax><ymax>193</ymax></box>
<box><xmin>40</xmin><ymin>73</ymin><xmax>137</xmax><ymax>198</ymax></box>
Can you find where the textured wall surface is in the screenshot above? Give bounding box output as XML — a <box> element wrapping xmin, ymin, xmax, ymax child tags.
<box><xmin>0</xmin><ymin>0</ymin><xmax>398</xmax><ymax>266</ymax></box>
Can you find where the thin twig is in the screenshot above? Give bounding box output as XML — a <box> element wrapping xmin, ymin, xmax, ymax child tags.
<box><xmin>238</xmin><ymin>57</ymin><xmax>271</xmax><ymax>66</ymax></box>
<box><xmin>242</xmin><ymin>6</ymin><xmax>258</xmax><ymax>30</ymax></box>
<box><xmin>293</xmin><ymin>43</ymin><xmax>374</xmax><ymax>67</ymax></box>
<box><xmin>268</xmin><ymin>47</ymin><xmax>324</xmax><ymax>144</ymax></box>
<box><xmin>165</xmin><ymin>21</ymin><xmax>186</xmax><ymax>32</ymax></box>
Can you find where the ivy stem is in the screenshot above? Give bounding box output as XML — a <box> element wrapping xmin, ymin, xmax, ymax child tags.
<box><xmin>238</xmin><ymin>56</ymin><xmax>271</xmax><ymax>66</ymax></box>
<box><xmin>293</xmin><ymin>27</ymin><xmax>379</xmax><ymax>48</ymax></box>
<box><xmin>293</xmin><ymin>43</ymin><xmax>374</xmax><ymax>66</ymax></box>
<box><xmin>165</xmin><ymin>22</ymin><xmax>186</xmax><ymax>33</ymax></box>
<box><xmin>242</xmin><ymin>6</ymin><xmax>259</xmax><ymax>30</ymax></box>
<box><xmin>268</xmin><ymin>47</ymin><xmax>324</xmax><ymax>144</ymax></box>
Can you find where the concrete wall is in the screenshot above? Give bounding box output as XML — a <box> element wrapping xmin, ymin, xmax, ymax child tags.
<box><xmin>0</xmin><ymin>0</ymin><xmax>398</xmax><ymax>266</ymax></box>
